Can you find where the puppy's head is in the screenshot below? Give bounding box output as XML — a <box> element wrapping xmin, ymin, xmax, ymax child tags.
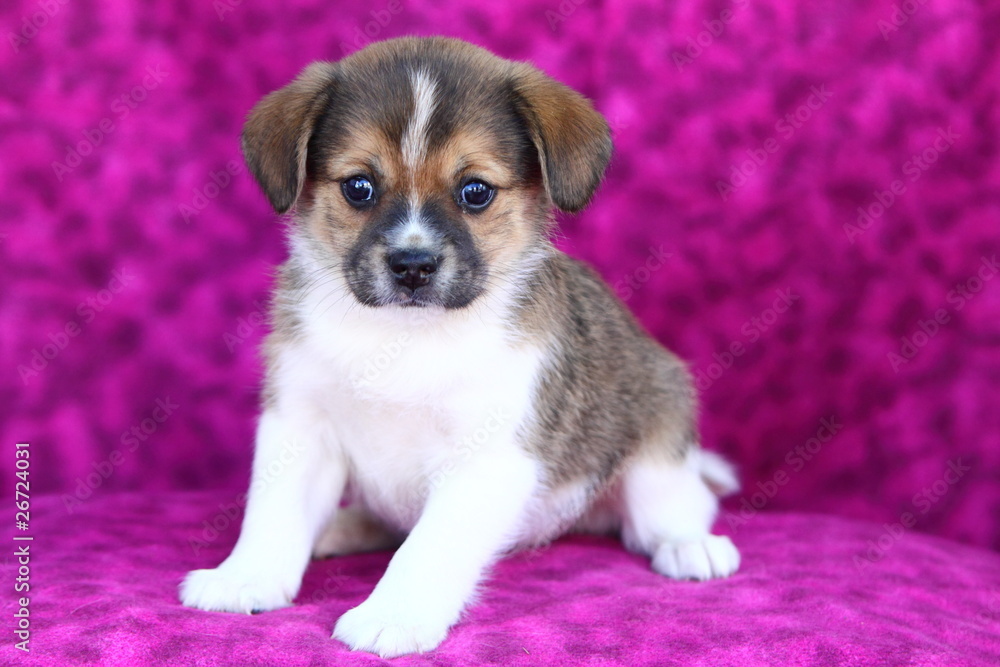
<box><xmin>242</xmin><ymin>37</ymin><xmax>611</xmax><ymax>309</ymax></box>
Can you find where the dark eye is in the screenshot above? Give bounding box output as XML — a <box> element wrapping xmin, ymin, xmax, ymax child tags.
<box><xmin>459</xmin><ymin>180</ymin><xmax>494</xmax><ymax>210</ymax></box>
<box><xmin>342</xmin><ymin>176</ymin><xmax>374</xmax><ymax>205</ymax></box>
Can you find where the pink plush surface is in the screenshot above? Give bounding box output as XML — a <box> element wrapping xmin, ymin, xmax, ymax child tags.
<box><xmin>3</xmin><ymin>0</ymin><xmax>1000</xmax><ymax>664</ymax></box>
<box><xmin>2</xmin><ymin>492</ymin><xmax>1000</xmax><ymax>667</ymax></box>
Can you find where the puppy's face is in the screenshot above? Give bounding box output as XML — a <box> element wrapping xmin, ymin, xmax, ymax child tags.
<box><xmin>242</xmin><ymin>37</ymin><xmax>611</xmax><ymax>309</ymax></box>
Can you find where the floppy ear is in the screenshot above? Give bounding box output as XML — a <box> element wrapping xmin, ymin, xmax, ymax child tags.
<box><xmin>241</xmin><ymin>62</ymin><xmax>337</xmax><ymax>214</ymax></box>
<box><xmin>511</xmin><ymin>64</ymin><xmax>612</xmax><ymax>213</ymax></box>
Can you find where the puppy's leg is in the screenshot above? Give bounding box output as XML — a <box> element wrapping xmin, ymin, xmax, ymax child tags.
<box><xmin>333</xmin><ymin>447</ymin><xmax>538</xmax><ymax>658</ymax></box>
<box><xmin>180</xmin><ymin>408</ymin><xmax>346</xmax><ymax>612</ymax></box>
<box><xmin>621</xmin><ymin>449</ymin><xmax>740</xmax><ymax>581</ymax></box>
<box><xmin>313</xmin><ymin>505</ymin><xmax>401</xmax><ymax>558</ymax></box>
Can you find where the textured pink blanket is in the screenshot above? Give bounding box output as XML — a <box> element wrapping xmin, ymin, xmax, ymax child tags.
<box><xmin>2</xmin><ymin>492</ymin><xmax>999</xmax><ymax>666</ymax></box>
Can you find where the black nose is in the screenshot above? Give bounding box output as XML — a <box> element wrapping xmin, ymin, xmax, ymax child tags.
<box><xmin>387</xmin><ymin>250</ymin><xmax>439</xmax><ymax>290</ymax></box>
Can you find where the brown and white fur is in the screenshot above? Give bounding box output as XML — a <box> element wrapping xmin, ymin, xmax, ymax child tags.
<box><xmin>180</xmin><ymin>36</ymin><xmax>740</xmax><ymax>658</ymax></box>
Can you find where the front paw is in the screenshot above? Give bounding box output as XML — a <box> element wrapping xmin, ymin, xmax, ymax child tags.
<box><xmin>652</xmin><ymin>534</ymin><xmax>741</xmax><ymax>581</ymax></box>
<box><xmin>333</xmin><ymin>595</ymin><xmax>453</xmax><ymax>658</ymax></box>
<box><xmin>180</xmin><ymin>566</ymin><xmax>296</xmax><ymax>613</ymax></box>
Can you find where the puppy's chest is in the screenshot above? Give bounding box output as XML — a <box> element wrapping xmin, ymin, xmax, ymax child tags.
<box><xmin>288</xmin><ymin>312</ymin><xmax>544</xmax><ymax>528</ymax></box>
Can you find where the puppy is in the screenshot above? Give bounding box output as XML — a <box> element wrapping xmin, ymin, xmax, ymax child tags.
<box><xmin>180</xmin><ymin>36</ymin><xmax>740</xmax><ymax>657</ymax></box>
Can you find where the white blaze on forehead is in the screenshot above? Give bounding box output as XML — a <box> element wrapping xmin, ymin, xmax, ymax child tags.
<box><xmin>401</xmin><ymin>70</ymin><xmax>438</xmax><ymax>171</ymax></box>
<box><xmin>396</xmin><ymin>218</ymin><xmax>432</xmax><ymax>248</ymax></box>
<box><xmin>392</xmin><ymin>196</ymin><xmax>435</xmax><ymax>248</ymax></box>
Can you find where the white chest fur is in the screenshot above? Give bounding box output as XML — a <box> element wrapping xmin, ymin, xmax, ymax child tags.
<box><xmin>271</xmin><ymin>265</ymin><xmax>548</xmax><ymax>533</ymax></box>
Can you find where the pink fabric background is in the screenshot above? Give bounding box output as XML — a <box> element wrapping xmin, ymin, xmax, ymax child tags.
<box><xmin>2</xmin><ymin>0</ymin><xmax>998</xmax><ymax>554</ymax></box>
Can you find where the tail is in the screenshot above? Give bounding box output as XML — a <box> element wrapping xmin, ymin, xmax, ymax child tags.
<box><xmin>697</xmin><ymin>449</ymin><xmax>740</xmax><ymax>497</ymax></box>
